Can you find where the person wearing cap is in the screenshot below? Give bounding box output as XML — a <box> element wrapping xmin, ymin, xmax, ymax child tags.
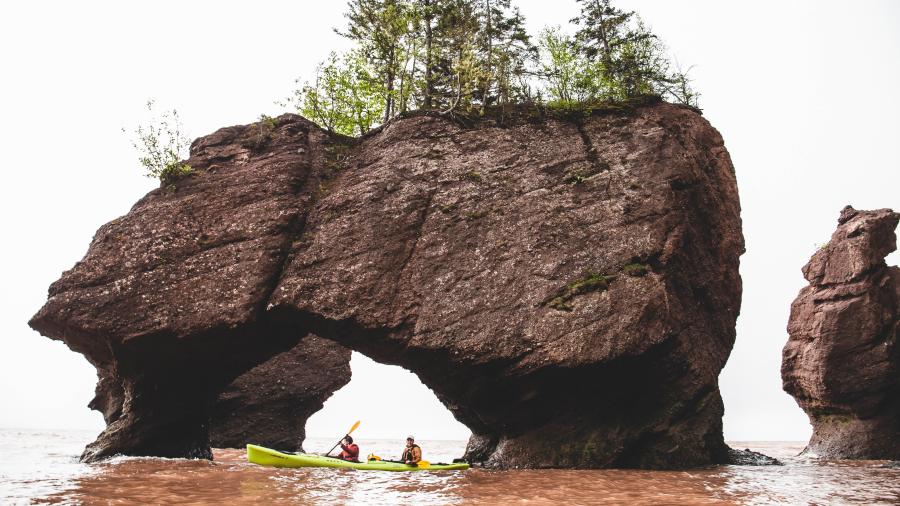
<box><xmin>401</xmin><ymin>435</ymin><xmax>422</xmax><ymax>465</ymax></box>
<box><xmin>337</xmin><ymin>435</ymin><xmax>360</xmax><ymax>462</ymax></box>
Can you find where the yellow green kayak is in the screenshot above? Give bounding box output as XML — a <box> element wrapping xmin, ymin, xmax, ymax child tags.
<box><xmin>246</xmin><ymin>444</ymin><xmax>470</xmax><ymax>471</ymax></box>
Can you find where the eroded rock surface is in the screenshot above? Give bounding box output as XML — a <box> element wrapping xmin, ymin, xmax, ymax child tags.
<box><xmin>783</xmin><ymin>206</ymin><xmax>900</xmax><ymax>459</ymax></box>
<box><xmin>210</xmin><ymin>335</ymin><xmax>350</xmax><ymax>451</ymax></box>
<box><xmin>31</xmin><ymin>100</ymin><xmax>746</xmax><ymax>468</ymax></box>
<box><xmin>29</xmin><ymin>115</ymin><xmax>346</xmax><ymax>461</ymax></box>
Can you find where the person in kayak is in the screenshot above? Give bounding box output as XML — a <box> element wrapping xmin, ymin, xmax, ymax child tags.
<box><xmin>337</xmin><ymin>436</ymin><xmax>360</xmax><ymax>462</ymax></box>
<box><xmin>401</xmin><ymin>435</ymin><xmax>422</xmax><ymax>465</ymax></box>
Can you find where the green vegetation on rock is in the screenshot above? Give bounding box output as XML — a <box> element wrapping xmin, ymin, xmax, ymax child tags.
<box><xmin>287</xmin><ymin>0</ymin><xmax>698</xmax><ymax>136</ymax></box>
<box><xmin>548</xmin><ymin>272</ymin><xmax>610</xmax><ymax>311</ymax></box>
<box><xmin>125</xmin><ymin>100</ymin><xmax>193</xmax><ymax>185</ymax></box>
<box><xmin>622</xmin><ymin>263</ymin><xmax>650</xmax><ymax>277</ymax></box>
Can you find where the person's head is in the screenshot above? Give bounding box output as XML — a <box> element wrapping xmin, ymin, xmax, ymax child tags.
<box><xmin>343</xmin><ymin>435</ymin><xmax>353</xmax><ymax>445</ymax></box>
<box><xmin>406</xmin><ymin>436</ymin><xmax>414</xmax><ymax>447</ymax></box>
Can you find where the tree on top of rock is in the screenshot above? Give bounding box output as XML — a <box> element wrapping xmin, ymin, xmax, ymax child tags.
<box><xmin>339</xmin><ymin>0</ymin><xmax>411</xmax><ymax>123</ymax></box>
<box><xmin>287</xmin><ymin>0</ymin><xmax>699</xmax><ymax>136</ymax></box>
<box><xmin>570</xmin><ymin>0</ymin><xmax>698</xmax><ymax>105</ymax></box>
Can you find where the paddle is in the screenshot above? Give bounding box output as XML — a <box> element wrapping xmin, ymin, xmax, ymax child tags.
<box><xmin>417</xmin><ymin>460</ymin><xmax>431</xmax><ymax>469</ymax></box>
<box><xmin>325</xmin><ymin>420</ymin><xmax>361</xmax><ymax>457</ymax></box>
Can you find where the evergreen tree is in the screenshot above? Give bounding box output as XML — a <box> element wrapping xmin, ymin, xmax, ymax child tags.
<box><xmin>431</xmin><ymin>0</ymin><xmax>479</xmax><ymax>112</ymax></box>
<box><xmin>416</xmin><ymin>0</ymin><xmax>438</xmax><ymax>109</ymax></box>
<box><xmin>339</xmin><ymin>0</ymin><xmax>411</xmax><ymax>122</ymax></box>
<box><xmin>571</xmin><ymin>0</ymin><xmax>698</xmax><ymax>105</ymax></box>
<box><xmin>572</xmin><ymin>0</ymin><xmax>632</xmax><ymax>66</ymax></box>
<box><xmin>476</xmin><ymin>1</ymin><xmax>536</xmax><ymax>110</ymax></box>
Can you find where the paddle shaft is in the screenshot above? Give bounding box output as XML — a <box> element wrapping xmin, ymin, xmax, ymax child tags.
<box><xmin>326</xmin><ymin>438</ymin><xmax>346</xmax><ymax>457</ymax></box>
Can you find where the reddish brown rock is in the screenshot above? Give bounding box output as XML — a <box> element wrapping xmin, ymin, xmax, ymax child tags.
<box><xmin>31</xmin><ymin>100</ymin><xmax>747</xmax><ymax>468</ymax></box>
<box><xmin>210</xmin><ymin>335</ymin><xmax>350</xmax><ymax>451</ymax></box>
<box><xmin>29</xmin><ymin>115</ymin><xmax>348</xmax><ymax>461</ymax></box>
<box><xmin>783</xmin><ymin>206</ymin><xmax>900</xmax><ymax>459</ymax></box>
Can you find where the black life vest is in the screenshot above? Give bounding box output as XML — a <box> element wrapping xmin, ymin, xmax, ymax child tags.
<box><xmin>401</xmin><ymin>444</ymin><xmax>421</xmax><ymax>461</ymax></box>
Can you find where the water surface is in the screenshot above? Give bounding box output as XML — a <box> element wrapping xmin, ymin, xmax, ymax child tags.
<box><xmin>3</xmin><ymin>430</ymin><xmax>899</xmax><ymax>505</ymax></box>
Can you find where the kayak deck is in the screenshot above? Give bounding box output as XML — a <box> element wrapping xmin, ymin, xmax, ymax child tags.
<box><xmin>246</xmin><ymin>444</ymin><xmax>470</xmax><ymax>472</ymax></box>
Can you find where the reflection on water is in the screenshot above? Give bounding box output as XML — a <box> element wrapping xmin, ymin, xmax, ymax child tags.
<box><xmin>4</xmin><ymin>432</ymin><xmax>900</xmax><ymax>505</ymax></box>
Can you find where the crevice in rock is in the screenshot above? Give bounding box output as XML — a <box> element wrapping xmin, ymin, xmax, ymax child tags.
<box><xmin>574</xmin><ymin>121</ymin><xmax>608</xmax><ymax>178</ymax></box>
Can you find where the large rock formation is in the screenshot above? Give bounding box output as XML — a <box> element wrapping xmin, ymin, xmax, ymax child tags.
<box><xmin>783</xmin><ymin>206</ymin><xmax>900</xmax><ymax>459</ymax></box>
<box><xmin>31</xmin><ymin>98</ymin><xmax>746</xmax><ymax>468</ymax></box>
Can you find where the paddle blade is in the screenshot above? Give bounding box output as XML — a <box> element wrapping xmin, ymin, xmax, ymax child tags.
<box><xmin>348</xmin><ymin>420</ymin><xmax>361</xmax><ymax>435</ymax></box>
<box><xmin>417</xmin><ymin>460</ymin><xmax>431</xmax><ymax>469</ymax></box>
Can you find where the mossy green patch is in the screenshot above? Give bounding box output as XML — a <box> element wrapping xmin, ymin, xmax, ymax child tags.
<box><xmin>548</xmin><ymin>296</ymin><xmax>573</xmax><ymax>312</ymax></box>
<box><xmin>568</xmin><ymin>273</ymin><xmax>609</xmax><ymax>294</ymax></box>
<box><xmin>463</xmin><ymin>170</ymin><xmax>484</xmax><ymax>183</ymax></box>
<box><xmin>622</xmin><ymin>263</ymin><xmax>650</xmax><ymax>277</ymax></box>
<box><xmin>160</xmin><ymin>162</ymin><xmax>193</xmax><ymax>185</ymax></box>
<box><xmin>563</xmin><ymin>171</ymin><xmax>587</xmax><ymax>185</ymax></box>
<box><xmin>546</xmin><ymin>272</ymin><xmax>610</xmax><ymax>311</ymax></box>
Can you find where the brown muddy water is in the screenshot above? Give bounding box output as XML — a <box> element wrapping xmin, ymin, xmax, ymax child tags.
<box><xmin>2</xmin><ymin>430</ymin><xmax>899</xmax><ymax>505</ymax></box>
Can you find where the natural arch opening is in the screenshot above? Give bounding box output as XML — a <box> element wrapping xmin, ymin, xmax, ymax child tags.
<box><xmin>304</xmin><ymin>352</ymin><xmax>470</xmax><ymax>461</ymax></box>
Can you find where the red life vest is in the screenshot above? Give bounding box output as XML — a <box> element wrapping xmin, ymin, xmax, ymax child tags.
<box><xmin>338</xmin><ymin>443</ymin><xmax>360</xmax><ymax>462</ymax></box>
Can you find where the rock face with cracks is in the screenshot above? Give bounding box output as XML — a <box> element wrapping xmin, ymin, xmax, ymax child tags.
<box><xmin>31</xmin><ymin>99</ymin><xmax>746</xmax><ymax>468</ymax></box>
<box><xmin>783</xmin><ymin>206</ymin><xmax>900</xmax><ymax>459</ymax></box>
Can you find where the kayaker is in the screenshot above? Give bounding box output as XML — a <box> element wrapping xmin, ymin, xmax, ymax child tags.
<box><xmin>337</xmin><ymin>436</ymin><xmax>360</xmax><ymax>462</ymax></box>
<box><xmin>401</xmin><ymin>435</ymin><xmax>422</xmax><ymax>465</ymax></box>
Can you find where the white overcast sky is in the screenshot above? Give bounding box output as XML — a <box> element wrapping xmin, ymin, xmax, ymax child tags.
<box><xmin>0</xmin><ymin>1</ymin><xmax>897</xmax><ymax>442</ymax></box>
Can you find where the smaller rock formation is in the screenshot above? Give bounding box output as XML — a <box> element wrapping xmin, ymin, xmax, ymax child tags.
<box><xmin>210</xmin><ymin>335</ymin><xmax>350</xmax><ymax>451</ymax></box>
<box><xmin>783</xmin><ymin>206</ymin><xmax>900</xmax><ymax>459</ymax></box>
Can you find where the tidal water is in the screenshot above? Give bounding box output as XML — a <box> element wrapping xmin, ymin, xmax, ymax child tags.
<box><xmin>2</xmin><ymin>429</ymin><xmax>899</xmax><ymax>505</ymax></box>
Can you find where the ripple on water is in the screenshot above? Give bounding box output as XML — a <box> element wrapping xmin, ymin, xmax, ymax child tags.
<box><xmin>5</xmin><ymin>434</ymin><xmax>900</xmax><ymax>506</ymax></box>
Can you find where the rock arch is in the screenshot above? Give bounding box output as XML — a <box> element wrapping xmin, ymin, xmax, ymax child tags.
<box><xmin>30</xmin><ymin>100</ymin><xmax>747</xmax><ymax>468</ymax></box>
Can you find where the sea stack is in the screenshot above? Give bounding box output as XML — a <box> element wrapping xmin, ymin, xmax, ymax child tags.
<box><xmin>30</xmin><ymin>98</ymin><xmax>749</xmax><ymax>468</ymax></box>
<box><xmin>783</xmin><ymin>206</ymin><xmax>900</xmax><ymax>459</ymax></box>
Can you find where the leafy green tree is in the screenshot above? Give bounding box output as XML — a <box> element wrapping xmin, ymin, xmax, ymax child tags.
<box><xmin>667</xmin><ymin>62</ymin><xmax>700</xmax><ymax>108</ymax></box>
<box><xmin>538</xmin><ymin>27</ymin><xmax>593</xmax><ymax>104</ymax></box>
<box><xmin>286</xmin><ymin>51</ymin><xmax>384</xmax><ymax>136</ymax></box>
<box><xmin>339</xmin><ymin>0</ymin><xmax>411</xmax><ymax>122</ymax></box>
<box><xmin>126</xmin><ymin>100</ymin><xmax>192</xmax><ymax>184</ymax></box>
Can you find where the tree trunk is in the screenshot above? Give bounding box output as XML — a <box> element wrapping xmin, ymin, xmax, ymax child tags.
<box><xmin>480</xmin><ymin>0</ymin><xmax>492</xmax><ymax>115</ymax></box>
<box><xmin>424</xmin><ymin>2</ymin><xmax>433</xmax><ymax>109</ymax></box>
<box><xmin>385</xmin><ymin>48</ymin><xmax>395</xmax><ymax>123</ymax></box>
<box><xmin>593</xmin><ymin>0</ymin><xmax>611</xmax><ymax>64</ymax></box>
